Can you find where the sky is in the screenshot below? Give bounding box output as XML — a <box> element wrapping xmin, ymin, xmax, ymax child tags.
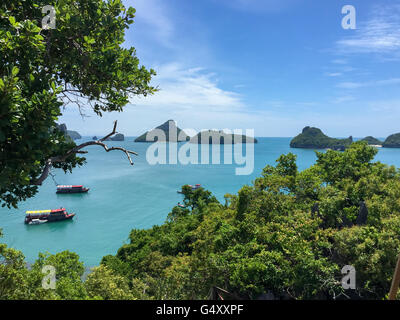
<box><xmin>60</xmin><ymin>0</ymin><xmax>400</xmax><ymax>137</ymax></box>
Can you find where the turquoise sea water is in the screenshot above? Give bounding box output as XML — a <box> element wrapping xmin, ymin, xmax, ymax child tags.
<box><xmin>1</xmin><ymin>138</ymin><xmax>400</xmax><ymax>266</ymax></box>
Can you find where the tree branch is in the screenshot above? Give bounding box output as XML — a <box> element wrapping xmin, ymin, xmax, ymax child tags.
<box><xmin>32</xmin><ymin>121</ymin><xmax>137</xmax><ymax>186</ymax></box>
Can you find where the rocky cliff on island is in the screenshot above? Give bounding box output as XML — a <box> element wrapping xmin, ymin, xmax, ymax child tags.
<box><xmin>56</xmin><ymin>123</ymin><xmax>82</xmax><ymax>141</ymax></box>
<box><xmin>189</xmin><ymin>130</ymin><xmax>258</xmax><ymax>144</ymax></box>
<box><xmin>383</xmin><ymin>133</ymin><xmax>400</xmax><ymax>148</ymax></box>
<box><xmin>135</xmin><ymin>120</ymin><xmax>189</xmax><ymax>142</ymax></box>
<box><xmin>290</xmin><ymin>126</ymin><xmax>352</xmax><ymax>150</ymax></box>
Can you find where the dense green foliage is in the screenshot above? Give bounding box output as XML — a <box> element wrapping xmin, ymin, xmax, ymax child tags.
<box><xmin>0</xmin><ymin>0</ymin><xmax>155</xmax><ymax>208</ymax></box>
<box><xmin>383</xmin><ymin>133</ymin><xmax>400</xmax><ymax>148</ymax></box>
<box><xmin>0</xmin><ymin>229</ymin><xmax>136</xmax><ymax>300</ymax></box>
<box><xmin>361</xmin><ymin>136</ymin><xmax>382</xmax><ymax>146</ymax></box>
<box><xmin>290</xmin><ymin>126</ymin><xmax>353</xmax><ymax>150</ymax></box>
<box><xmin>1</xmin><ymin>142</ymin><xmax>400</xmax><ymax>300</ymax></box>
<box><xmin>97</xmin><ymin>142</ymin><xmax>400</xmax><ymax>300</ymax></box>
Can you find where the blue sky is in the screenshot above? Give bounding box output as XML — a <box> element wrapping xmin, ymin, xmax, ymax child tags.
<box><xmin>60</xmin><ymin>0</ymin><xmax>400</xmax><ymax>137</ymax></box>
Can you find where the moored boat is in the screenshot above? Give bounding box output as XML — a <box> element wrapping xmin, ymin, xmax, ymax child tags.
<box><xmin>56</xmin><ymin>185</ymin><xmax>89</xmax><ymax>194</ymax></box>
<box><xmin>25</xmin><ymin>208</ymin><xmax>75</xmax><ymax>224</ymax></box>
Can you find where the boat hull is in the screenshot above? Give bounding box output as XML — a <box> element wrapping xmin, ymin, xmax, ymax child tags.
<box><xmin>25</xmin><ymin>213</ymin><xmax>75</xmax><ymax>224</ymax></box>
<box><xmin>56</xmin><ymin>188</ymin><xmax>89</xmax><ymax>194</ymax></box>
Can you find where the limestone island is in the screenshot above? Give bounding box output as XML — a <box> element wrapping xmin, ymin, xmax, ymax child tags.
<box><xmin>135</xmin><ymin>120</ymin><xmax>189</xmax><ymax>142</ymax></box>
<box><xmin>56</xmin><ymin>123</ymin><xmax>81</xmax><ymax>141</ymax></box>
<box><xmin>361</xmin><ymin>136</ymin><xmax>382</xmax><ymax>147</ymax></box>
<box><xmin>383</xmin><ymin>133</ymin><xmax>400</xmax><ymax>148</ymax></box>
<box><xmin>290</xmin><ymin>126</ymin><xmax>352</xmax><ymax>150</ymax></box>
<box><xmin>105</xmin><ymin>133</ymin><xmax>125</xmax><ymax>141</ymax></box>
<box><xmin>189</xmin><ymin>130</ymin><xmax>258</xmax><ymax>144</ymax></box>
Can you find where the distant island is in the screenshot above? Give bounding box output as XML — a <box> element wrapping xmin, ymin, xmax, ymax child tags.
<box><xmin>290</xmin><ymin>127</ymin><xmax>400</xmax><ymax>149</ymax></box>
<box><xmin>189</xmin><ymin>130</ymin><xmax>258</xmax><ymax>144</ymax></box>
<box><xmin>361</xmin><ymin>136</ymin><xmax>382</xmax><ymax>146</ymax></box>
<box><xmin>383</xmin><ymin>133</ymin><xmax>400</xmax><ymax>148</ymax></box>
<box><xmin>135</xmin><ymin>120</ymin><xmax>189</xmax><ymax>142</ymax></box>
<box><xmin>290</xmin><ymin>126</ymin><xmax>352</xmax><ymax>150</ymax></box>
<box><xmin>105</xmin><ymin>133</ymin><xmax>125</xmax><ymax>141</ymax></box>
<box><xmin>56</xmin><ymin>123</ymin><xmax>81</xmax><ymax>141</ymax></box>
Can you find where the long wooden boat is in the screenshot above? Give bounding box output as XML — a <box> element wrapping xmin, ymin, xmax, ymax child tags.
<box><xmin>56</xmin><ymin>185</ymin><xmax>89</xmax><ymax>194</ymax></box>
<box><xmin>25</xmin><ymin>208</ymin><xmax>75</xmax><ymax>224</ymax></box>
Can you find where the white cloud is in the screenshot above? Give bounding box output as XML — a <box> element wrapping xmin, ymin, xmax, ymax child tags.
<box><xmin>336</xmin><ymin>82</ymin><xmax>363</xmax><ymax>89</ymax></box>
<box><xmin>332</xmin><ymin>96</ymin><xmax>355</xmax><ymax>104</ymax></box>
<box><xmin>336</xmin><ymin>4</ymin><xmax>400</xmax><ymax>57</ymax></box>
<box><xmin>131</xmin><ymin>63</ymin><xmax>244</xmax><ymax>111</ymax></box>
<box><xmin>326</xmin><ymin>72</ymin><xmax>343</xmax><ymax>77</ymax></box>
<box><xmin>331</xmin><ymin>59</ymin><xmax>348</xmax><ymax>65</ymax></box>
<box><xmin>337</xmin><ymin>78</ymin><xmax>400</xmax><ymax>89</ymax></box>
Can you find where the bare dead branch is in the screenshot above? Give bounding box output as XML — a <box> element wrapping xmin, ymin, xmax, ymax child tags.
<box><xmin>32</xmin><ymin>121</ymin><xmax>137</xmax><ymax>186</ymax></box>
<box><xmin>99</xmin><ymin>120</ymin><xmax>118</xmax><ymax>142</ymax></box>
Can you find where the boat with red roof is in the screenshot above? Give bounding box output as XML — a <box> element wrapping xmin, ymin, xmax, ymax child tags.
<box><xmin>56</xmin><ymin>185</ymin><xmax>89</xmax><ymax>194</ymax></box>
<box><xmin>25</xmin><ymin>208</ymin><xmax>75</xmax><ymax>224</ymax></box>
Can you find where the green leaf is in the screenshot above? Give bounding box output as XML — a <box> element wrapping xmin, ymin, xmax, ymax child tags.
<box><xmin>9</xmin><ymin>16</ymin><xmax>16</xmax><ymax>26</ymax></box>
<box><xmin>11</xmin><ymin>66</ymin><xmax>19</xmax><ymax>76</ymax></box>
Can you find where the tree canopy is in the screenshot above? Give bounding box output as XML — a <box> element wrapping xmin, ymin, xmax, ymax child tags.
<box><xmin>0</xmin><ymin>0</ymin><xmax>156</xmax><ymax>208</ymax></box>
<box><xmin>100</xmin><ymin>142</ymin><xmax>400</xmax><ymax>300</ymax></box>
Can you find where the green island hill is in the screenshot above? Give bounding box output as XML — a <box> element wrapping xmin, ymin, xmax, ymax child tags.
<box><xmin>290</xmin><ymin>126</ymin><xmax>352</xmax><ymax>150</ymax></box>
<box><xmin>105</xmin><ymin>133</ymin><xmax>125</xmax><ymax>141</ymax></box>
<box><xmin>361</xmin><ymin>136</ymin><xmax>383</xmax><ymax>146</ymax></box>
<box><xmin>134</xmin><ymin>120</ymin><xmax>190</xmax><ymax>142</ymax></box>
<box><xmin>189</xmin><ymin>130</ymin><xmax>258</xmax><ymax>144</ymax></box>
<box><xmin>383</xmin><ymin>133</ymin><xmax>400</xmax><ymax>148</ymax></box>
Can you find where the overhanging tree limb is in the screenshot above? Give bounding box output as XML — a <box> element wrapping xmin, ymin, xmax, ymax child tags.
<box><xmin>1</xmin><ymin>1</ymin><xmax>156</xmax><ymax>208</ymax></box>
<box><xmin>32</xmin><ymin>121</ymin><xmax>137</xmax><ymax>186</ymax></box>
